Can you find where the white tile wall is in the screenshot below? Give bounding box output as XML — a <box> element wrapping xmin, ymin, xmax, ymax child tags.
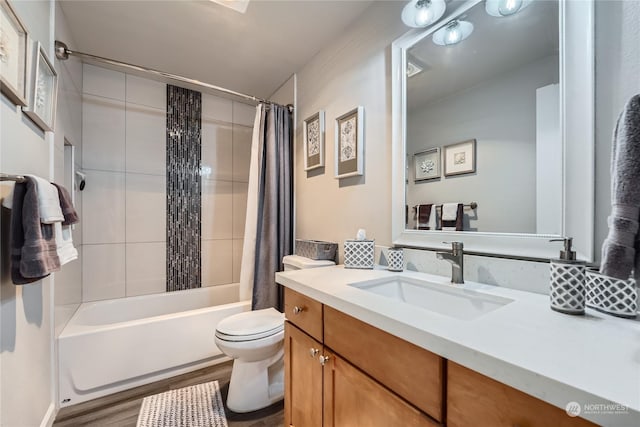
<box><xmin>233</xmin><ymin>101</ymin><xmax>256</xmax><ymax>127</ymax></box>
<box><xmin>202</xmin><ymin>93</ymin><xmax>232</xmax><ymax>122</ymax></box>
<box><xmin>232</xmin><ymin>181</ymin><xmax>248</xmax><ymax>239</ymax></box>
<box><xmin>83</xmin><ymin>64</ymin><xmax>125</xmax><ymax>100</ymax></box>
<box><xmin>126</xmin><ymin>173</ymin><xmax>166</xmax><ymax>243</ymax></box>
<box><xmin>126</xmin><ymin>242</ymin><xmax>166</xmax><ymax>296</ymax></box>
<box><xmin>202</xmin><ymin>240</ymin><xmax>233</xmax><ymax>286</ymax></box>
<box><xmin>126</xmin><ymin>75</ymin><xmax>166</xmax><ymax>109</ymax></box>
<box><xmin>82</xmin><ymin>244</ymin><xmax>126</xmax><ymax>301</ymax></box>
<box><xmin>55</xmin><ymin>247</ymin><xmax>83</xmax><ymax>306</ymax></box>
<box><xmin>83</xmin><ymin>95</ymin><xmax>126</xmax><ymax>171</ymax></box>
<box><xmin>83</xmin><ymin>170</ymin><xmax>126</xmax><ymax>244</ymax></box>
<box><xmin>126</xmin><ymin>104</ymin><xmax>166</xmax><ymax>175</ymax></box>
<box><xmin>202</xmin><ymin>179</ymin><xmax>233</xmax><ymax>240</ymax></box>
<box><xmin>232</xmin><ymin>124</ymin><xmax>252</xmax><ymax>182</ymax></box>
<box><xmin>232</xmin><ymin>239</ymin><xmax>243</xmax><ymax>283</ymax></box>
<box><xmin>201</xmin><ymin>120</ymin><xmax>233</xmax><ymax>181</ymax></box>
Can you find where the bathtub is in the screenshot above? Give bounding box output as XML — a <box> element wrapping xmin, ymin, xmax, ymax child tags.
<box><xmin>58</xmin><ymin>283</ymin><xmax>250</xmax><ymax>407</ymax></box>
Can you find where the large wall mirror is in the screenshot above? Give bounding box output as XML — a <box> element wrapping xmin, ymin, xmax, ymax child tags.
<box><xmin>391</xmin><ymin>0</ymin><xmax>594</xmax><ymax>260</ymax></box>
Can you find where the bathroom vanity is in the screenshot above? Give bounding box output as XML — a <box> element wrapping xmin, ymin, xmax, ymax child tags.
<box><xmin>277</xmin><ymin>266</ymin><xmax>640</xmax><ymax>427</ymax></box>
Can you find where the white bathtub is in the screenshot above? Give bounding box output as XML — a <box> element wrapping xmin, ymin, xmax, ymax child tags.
<box><xmin>58</xmin><ymin>283</ymin><xmax>250</xmax><ymax>407</ymax></box>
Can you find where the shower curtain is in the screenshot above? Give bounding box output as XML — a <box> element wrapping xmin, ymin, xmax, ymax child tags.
<box><xmin>239</xmin><ymin>103</ymin><xmax>293</xmax><ymax>311</ymax></box>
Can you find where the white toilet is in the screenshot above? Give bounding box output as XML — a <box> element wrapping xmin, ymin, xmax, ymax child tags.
<box><xmin>215</xmin><ymin>255</ymin><xmax>335</xmax><ymax>413</ymax></box>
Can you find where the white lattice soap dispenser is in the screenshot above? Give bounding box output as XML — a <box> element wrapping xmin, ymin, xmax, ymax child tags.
<box><xmin>549</xmin><ymin>238</ymin><xmax>586</xmax><ymax>315</ymax></box>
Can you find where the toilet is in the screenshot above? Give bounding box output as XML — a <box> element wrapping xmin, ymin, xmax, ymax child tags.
<box><xmin>215</xmin><ymin>255</ymin><xmax>335</xmax><ymax>413</ymax></box>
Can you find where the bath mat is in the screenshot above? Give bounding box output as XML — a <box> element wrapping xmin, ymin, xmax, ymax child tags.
<box><xmin>137</xmin><ymin>380</ymin><xmax>228</xmax><ymax>427</ymax></box>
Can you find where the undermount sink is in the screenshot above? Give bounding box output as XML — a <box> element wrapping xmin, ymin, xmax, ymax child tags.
<box><xmin>349</xmin><ymin>276</ymin><xmax>514</xmax><ymax>320</ymax></box>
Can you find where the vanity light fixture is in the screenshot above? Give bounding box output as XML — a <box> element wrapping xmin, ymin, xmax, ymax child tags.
<box><xmin>401</xmin><ymin>0</ymin><xmax>447</xmax><ymax>28</ymax></box>
<box><xmin>432</xmin><ymin>20</ymin><xmax>474</xmax><ymax>46</ymax></box>
<box><xmin>485</xmin><ymin>0</ymin><xmax>531</xmax><ymax>17</ymax></box>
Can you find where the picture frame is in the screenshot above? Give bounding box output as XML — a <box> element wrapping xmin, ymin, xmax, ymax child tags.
<box><xmin>23</xmin><ymin>42</ymin><xmax>58</xmax><ymax>132</ymax></box>
<box><xmin>334</xmin><ymin>106</ymin><xmax>364</xmax><ymax>179</ymax></box>
<box><xmin>444</xmin><ymin>139</ymin><xmax>476</xmax><ymax>177</ymax></box>
<box><xmin>0</xmin><ymin>0</ymin><xmax>29</xmax><ymax>106</ymax></box>
<box><xmin>414</xmin><ymin>147</ymin><xmax>440</xmax><ymax>181</ymax></box>
<box><xmin>303</xmin><ymin>110</ymin><xmax>325</xmax><ymax>171</ymax></box>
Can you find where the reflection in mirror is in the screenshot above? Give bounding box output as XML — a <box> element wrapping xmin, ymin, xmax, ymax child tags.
<box><xmin>405</xmin><ymin>0</ymin><xmax>559</xmax><ymax>234</ymax></box>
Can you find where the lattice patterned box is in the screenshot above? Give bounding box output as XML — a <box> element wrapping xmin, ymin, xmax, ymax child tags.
<box><xmin>549</xmin><ymin>261</ymin><xmax>586</xmax><ymax>315</ymax></box>
<box><xmin>295</xmin><ymin>239</ymin><xmax>338</xmax><ymax>261</ymax></box>
<box><xmin>586</xmin><ymin>269</ymin><xmax>637</xmax><ymax>319</ymax></box>
<box><xmin>344</xmin><ymin>239</ymin><xmax>375</xmax><ymax>269</ymax></box>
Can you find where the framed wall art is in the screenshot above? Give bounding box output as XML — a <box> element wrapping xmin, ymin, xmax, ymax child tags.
<box><xmin>444</xmin><ymin>139</ymin><xmax>476</xmax><ymax>177</ymax></box>
<box><xmin>0</xmin><ymin>0</ymin><xmax>29</xmax><ymax>106</ymax></box>
<box><xmin>303</xmin><ymin>110</ymin><xmax>324</xmax><ymax>171</ymax></box>
<box><xmin>334</xmin><ymin>106</ymin><xmax>364</xmax><ymax>179</ymax></box>
<box><xmin>23</xmin><ymin>42</ymin><xmax>57</xmax><ymax>132</ymax></box>
<box><xmin>414</xmin><ymin>147</ymin><xmax>440</xmax><ymax>181</ymax></box>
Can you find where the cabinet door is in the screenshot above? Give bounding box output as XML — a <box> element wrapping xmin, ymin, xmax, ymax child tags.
<box><xmin>323</xmin><ymin>350</ymin><xmax>441</xmax><ymax>427</ymax></box>
<box><xmin>285</xmin><ymin>322</ymin><xmax>323</xmax><ymax>427</ymax></box>
<box><xmin>448</xmin><ymin>362</ymin><xmax>597</xmax><ymax>427</ymax></box>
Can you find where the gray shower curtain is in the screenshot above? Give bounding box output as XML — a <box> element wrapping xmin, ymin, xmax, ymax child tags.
<box><xmin>252</xmin><ymin>104</ymin><xmax>293</xmax><ymax>311</ymax></box>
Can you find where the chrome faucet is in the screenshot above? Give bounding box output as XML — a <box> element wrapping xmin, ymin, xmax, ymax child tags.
<box><xmin>436</xmin><ymin>242</ymin><xmax>464</xmax><ymax>284</ymax></box>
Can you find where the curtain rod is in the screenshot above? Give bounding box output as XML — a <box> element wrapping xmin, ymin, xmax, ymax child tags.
<box><xmin>54</xmin><ymin>40</ymin><xmax>293</xmax><ymax>111</ymax></box>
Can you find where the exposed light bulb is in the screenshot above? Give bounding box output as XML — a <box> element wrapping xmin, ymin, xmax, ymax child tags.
<box><xmin>402</xmin><ymin>0</ymin><xmax>446</xmax><ymax>28</ymax></box>
<box><xmin>414</xmin><ymin>1</ymin><xmax>433</xmax><ymax>26</ymax></box>
<box><xmin>498</xmin><ymin>0</ymin><xmax>523</xmax><ymax>16</ymax></box>
<box><xmin>432</xmin><ymin>20</ymin><xmax>474</xmax><ymax>46</ymax></box>
<box><xmin>444</xmin><ymin>22</ymin><xmax>462</xmax><ymax>45</ymax></box>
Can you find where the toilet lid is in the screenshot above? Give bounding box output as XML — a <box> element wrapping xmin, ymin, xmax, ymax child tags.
<box><xmin>215</xmin><ymin>308</ymin><xmax>284</xmax><ymax>342</ymax></box>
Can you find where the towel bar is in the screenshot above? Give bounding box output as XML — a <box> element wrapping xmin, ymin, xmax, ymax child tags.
<box><xmin>0</xmin><ymin>173</ymin><xmax>26</xmax><ymax>183</ymax></box>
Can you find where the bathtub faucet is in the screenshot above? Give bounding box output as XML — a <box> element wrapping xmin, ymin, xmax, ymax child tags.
<box><xmin>436</xmin><ymin>241</ymin><xmax>464</xmax><ymax>284</ymax></box>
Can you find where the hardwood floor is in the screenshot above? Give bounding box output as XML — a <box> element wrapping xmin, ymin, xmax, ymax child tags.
<box><xmin>54</xmin><ymin>361</ymin><xmax>284</xmax><ymax>427</ymax></box>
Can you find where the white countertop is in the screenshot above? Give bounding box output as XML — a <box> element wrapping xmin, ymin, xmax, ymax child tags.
<box><xmin>276</xmin><ymin>266</ymin><xmax>640</xmax><ymax>426</ymax></box>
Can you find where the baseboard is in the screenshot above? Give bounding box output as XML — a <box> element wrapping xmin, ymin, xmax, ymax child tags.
<box><xmin>39</xmin><ymin>403</ymin><xmax>57</xmax><ymax>427</ymax></box>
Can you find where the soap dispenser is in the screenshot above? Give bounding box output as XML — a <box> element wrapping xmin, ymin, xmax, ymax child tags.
<box><xmin>549</xmin><ymin>238</ymin><xmax>586</xmax><ymax>315</ymax></box>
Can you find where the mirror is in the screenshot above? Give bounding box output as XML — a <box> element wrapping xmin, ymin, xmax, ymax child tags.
<box><xmin>391</xmin><ymin>0</ymin><xmax>594</xmax><ymax>260</ymax></box>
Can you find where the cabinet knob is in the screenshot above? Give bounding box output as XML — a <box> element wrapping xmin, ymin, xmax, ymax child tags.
<box><xmin>309</xmin><ymin>348</ymin><xmax>319</xmax><ymax>358</ymax></box>
<box><xmin>319</xmin><ymin>355</ymin><xmax>331</xmax><ymax>366</ymax></box>
<box><xmin>293</xmin><ymin>306</ymin><xmax>304</xmax><ymax>315</ymax></box>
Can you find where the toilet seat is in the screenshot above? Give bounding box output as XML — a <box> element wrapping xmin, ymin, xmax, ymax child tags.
<box><xmin>215</xmin><ymin>308</ymin><xmax>284</xmax><ymax>342</ymax></box>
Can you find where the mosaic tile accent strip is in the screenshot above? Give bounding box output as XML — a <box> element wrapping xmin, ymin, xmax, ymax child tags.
<box><xmin>166</xmin><ymin>85</ymin><xmax>202</xmax><ymax>292</ymax></box>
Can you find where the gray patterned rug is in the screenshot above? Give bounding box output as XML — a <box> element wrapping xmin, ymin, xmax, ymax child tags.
<box><xmin>137</xmin><ymin>380</ymin><xmax>228</xmax><ymax>427</ymax></box>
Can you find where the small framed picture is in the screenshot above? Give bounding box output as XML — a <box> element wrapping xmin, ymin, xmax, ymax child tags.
<box><xmin>414</xmin><ymin>147</ymin><xmax>440</xmax><ymax>181</ymax></box>
<box><xmin>335</xmin><ymin>106</ymin><xmax>364</xmax><ymax>179</ymax></box>
<box><xmin>444</xmin><ymin>139</ymin><xmax>476</xmax><ymax>177</ymax></box>
<box><xmin>303</xmin><ymin>111</ymin><xmax>324</xmax><ymax>171</ymax></box>
<box><xmin>23</xmin><ymin>42</ymin><xmax>58</xmax><ymax>132</ymax></box>
<box><xmin>0</xmin><ymin>0</ymin><xmax>29</xmax><ymax>106</ymax></box>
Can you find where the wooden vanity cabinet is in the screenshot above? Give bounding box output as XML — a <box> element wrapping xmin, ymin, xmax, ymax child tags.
<box><xmin>447</xmin><ymin>362</ymin><xmax>597</xmax><ymax>427</ymax></box>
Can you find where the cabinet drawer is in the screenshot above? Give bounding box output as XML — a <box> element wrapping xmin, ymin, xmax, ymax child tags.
<box><xmin>323</xmin><ymin>350</ymin><xmax>441</xmax><ymax>427</ymax></box>
<box><xmin>447</xmin><ymin>362</ymin><xmax>597</xmax><ymax>427</ymax></box>
<box><xmin>284</xmin><ymin>288</ymin><xmax>323</xmax><ymax>342</ymax></box>
<box><xmin>324</xmin><ymin>306</ymin><xmax>445</xmax><ymax>422</ymax></box>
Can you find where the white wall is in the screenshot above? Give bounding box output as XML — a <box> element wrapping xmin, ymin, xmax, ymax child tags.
<box><xmin>0</xmin><ymin>1</ymin><xmax>57</xmax><ymax>425</ymax></box>
<box><xmin>406</xmin><ymin>55</ymin><xmax>558</xmax><ymax>233</ymax></box>
<box><xmin>81</xmin><ymin>65</ymin><xmax>254</xmax><ymax>301</ymax></box>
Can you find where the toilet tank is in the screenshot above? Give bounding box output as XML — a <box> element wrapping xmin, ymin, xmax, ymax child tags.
<box><xmin>282</xmin><ymin>255</ymin><xmax>335</xmax><ymax>271</ymax></box>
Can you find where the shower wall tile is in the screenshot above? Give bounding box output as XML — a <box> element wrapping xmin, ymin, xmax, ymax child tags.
<box><xmin>82</xmin><ymin>244</ymin><xmax>126</xmax><ymax>301</ymax></box>
<box><xmin>232</xmin><ymin>239</ymin><xmax>243</xmax><ymax>283</ymax></box>
<box><xmin>83</xmin><ymin>64</ymin><xmax>125</xmax><ymax>100</ymax></box>
<box><xmin>202</xmin><ymin>180</ymin><xmax>233</xmax><ymax>240</ymax></box>
<box><xmin>233</xmin><ymin>101</ymin><xmax>256</xmax><ymax>127</ymax></box>
<box><xmin>202</xmin><ymin>93</ymin><xmax>232</xmax><ymax>122</ymax></box>
<box><xmin>55</xmin><ymin>246</ymin><xmax>83</xmax><ymax>306</ymax></box>
<box><xmin>83</xmin><ymin>170</ymin><xmax>125</xmax><ymax>244</ymax></box>
<box><xmin>126</xmin><ymin>173</ymin><xmax>166</xmax><ymax>243</ymax></box>
<box><xmin>232</xmin><ymin>181</ymin><xmax>248</xmax><ymax>239</ymax></box>
<box><xmin>126</xmin><ymin>242</ymin><xmax>167</xmax><ymax>296</ymax></box>
<box><xmin>232</xmin><ymin>124</ymin><xmax>252</xmax><ymax>182</ymax></box>
<box><xmin>83</xmin><ymin>94</ymin><xmax>126</xmax><ymax>171</ymax></box>
<box><xmin>126</xmin><ymin>104</ymin><xmax>166</xmax><ymax>175</ymax></box>
<box><xmin>126</xmin><ymin>75</ymin><xmax>166</xmax><ymax>109</ymax></box>
<box><xmin>202</xmin><ymin>240</ymin><xmax>233</xmax><ymax>287</ymax></box>
<box><xmin>201</xmin><ymin>120</ymin><xmax>233</xmax><ymax>181</ymax></box>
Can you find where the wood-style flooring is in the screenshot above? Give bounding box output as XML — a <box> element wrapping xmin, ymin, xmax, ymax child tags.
<box><xmin>53</xmin><ymin>361</ymin><xmax>284</xmax><ymax>427</ymax></box>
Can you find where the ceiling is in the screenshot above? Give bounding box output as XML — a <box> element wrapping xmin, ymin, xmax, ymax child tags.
<box><xmin>59</xmin><ymin>0</ymin><xmax>374</xmax><ymax>100</ymax></box>
<box><xmin>407</xmin><ymin>0</ymin><xmax>559</xmax><ymax>110</ymax></box>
